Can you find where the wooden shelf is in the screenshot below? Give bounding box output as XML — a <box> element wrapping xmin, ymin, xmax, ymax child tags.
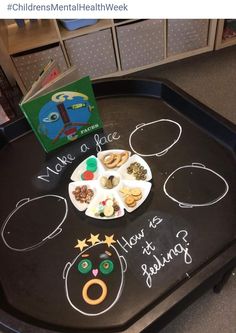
<box><xmin>59</xmin><ymin>19</ymin><xmax>113</xmax><ymax>41</ymax></box>
<box><xmin>221</xmin><ymin>36</ymin><xmax>236</xmax><ymax>48</ymax></box>
<box><xmin>215</xmin><ymin>19</ymin><xmax>236</xmax><ymax>50</ymax></box>
<box><xmin>113</xmin><ymin>19</ymin><xmax>139</xmax><ymax>26</ymax></box>
<box><xmin>0</xmin><ymin>19</ymin><xmax>219</xmax><ymax>95</ymax></box>
<box><xmin>7</xmin><ymin>20</ymin><xmax>59</xmax><ymax>55</ymax></box>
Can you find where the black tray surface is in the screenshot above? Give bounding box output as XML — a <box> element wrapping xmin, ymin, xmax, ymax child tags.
<box><xmin>0</xmin><ymin>79</ymin><xmax>235</xmax><ymax>333</ymax></box>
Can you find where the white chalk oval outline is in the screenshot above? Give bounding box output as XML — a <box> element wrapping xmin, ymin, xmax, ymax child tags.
<box><xmin>63</xmin><ymin>243</ymin><xmax>127</xmax><ymax>317</ymax></box>
<box><xmin>129</xmin><ymin>119</ymin><xmax>182</xmax><ymax>157</ymax></box>
<box><xmin>163</xmin><ymin>163</ymin><xmax>229</xmax><ymax>208</ymax></box>
<box><xmin>1</xmin><ymin>194</ymin><xmax>68</xmax><ymax>252</ymax></box>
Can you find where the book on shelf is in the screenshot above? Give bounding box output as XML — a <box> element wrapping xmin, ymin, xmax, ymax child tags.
<box><xmin>20</xmin><ymin>62</ymin><xmax>103</xmax><ymax>152</ymax></box>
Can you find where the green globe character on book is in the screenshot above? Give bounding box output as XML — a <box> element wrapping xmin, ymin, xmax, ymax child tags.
<box><xmin>38</xmin><ymin>91</ymin><xmax>93</xmax><ymax>143</ymax></box>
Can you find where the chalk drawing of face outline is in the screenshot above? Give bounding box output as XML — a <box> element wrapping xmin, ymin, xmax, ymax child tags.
<box><xmin>163</xmin><ymin>163</ymin><xmax>229</xmax><ymax>208</ymax></box>
<box><xmin>1</xmin><ymin>195</ymin><xmax>68</xmax><ymax>252</ymax></box>
<box><xmin>129</xmin><ymin>119</ymin><xmax>182</xmax><ymax>157</ymax></box>
<box><xmin>63</xmin><ymin>243</ymin><xmax>127</xmax><ymax>316</ymax></box>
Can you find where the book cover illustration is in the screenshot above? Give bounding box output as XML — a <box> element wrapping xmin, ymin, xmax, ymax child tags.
<box><xmin>21</xmin><ymin>76</ymin><xmax>103</xmax><ymax>152</ymax></box>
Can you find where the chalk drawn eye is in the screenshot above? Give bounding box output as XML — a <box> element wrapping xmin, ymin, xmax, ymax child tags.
<box><xmin>99</xmin><ymin>260</ymin><xmax>114</xmax><ymax>275</ymax></box>
<box><xmin>77</xmin><ymin>259</ymin><xmax>92</xmax><ymax>274</ymax></box>
<box><xmin>43</xmin><ymin>112</ymin><xmax>59</xmax><ymax>123</ymax></box>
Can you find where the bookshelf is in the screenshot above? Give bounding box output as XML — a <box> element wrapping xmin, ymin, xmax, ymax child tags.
<box><xmin>0</xmin><ymin>19</ymin><xmax>218</xmax><ymax>95</ymax></box>
<box><xmin>215</xmin><ymin>19</ymin><xmax>236</xmax><ymax>50</ymax></box>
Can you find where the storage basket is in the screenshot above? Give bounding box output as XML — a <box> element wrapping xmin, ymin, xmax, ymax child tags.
<box><xmin>168</xmin><ymin>19</ymin><xmax>209</xmax><ymax>56</ymax></box>
<box><xmin>116</xmin><ymin>20</ymin><xmax>165</xmax><ymax>70</ymax></box>
<box><xmin>64</xmin><ymin>29</ymin><xmax>117</xmax><ymax>78</ymax></box>
<box><xmin>12</xmin><ymin>44</ymin><xmax>68</xmax><ymax>90</ymax></box>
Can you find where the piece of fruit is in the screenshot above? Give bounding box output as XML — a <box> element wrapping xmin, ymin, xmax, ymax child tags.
<box><xmin>125</xmin><ymin>195</ymin><xmax>135</xmax><ymax>206</ymax></box>
<box><xmin>131</xmin><ymin>188</ymin><xmax>141</xmax><ymax>196</ymax></box>
<box><xmin>104</xmin><ymin>206</ymin><xmax>114</xmax><ymax>217</ymax></box>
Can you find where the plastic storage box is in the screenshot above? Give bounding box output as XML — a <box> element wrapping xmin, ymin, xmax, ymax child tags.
<box><xmin>59</xmin><ymin>19</ymin><xmax>98</xmax><ymax>31</ymax></box>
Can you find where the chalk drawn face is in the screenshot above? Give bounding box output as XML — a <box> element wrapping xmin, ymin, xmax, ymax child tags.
<box><xmin>163</xmin><ymin>163</ymin><xmax>229</xmax><ymax>208</ymax></box>
<box><xmin>38</xmin><ymin>92</ymin><xmax>92</xmax><ymax>142</ymax></box>
<box><xmin>129</xmin><ymin>119</ymin><xmax>182</xmax><ymax>157</ymax></box>
<box><xmin>63</xmin><ymin>243</ymin><xmax>127</xmax><ymax>316</ymax></box>
<box><xmin>1</xmin><ymin>195</ymin><xmax>68</xmax><ymax>251</ymax></box>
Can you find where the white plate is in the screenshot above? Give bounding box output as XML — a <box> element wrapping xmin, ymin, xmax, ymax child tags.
<box><xmin>117</xmin><ymin>180</ymin><xmax>152</xmax><ymax>213</ymax></box>
<box><xmin>97</xmin><ymin>149</ymin><xmax>131</xmax><ymax>170</ymax></box>
<box><xmin>70</xmin><ymin>156</ymin><xmax>104</xmax><ymax>182</ymax></box>
<box><xmin>118</xmin><ymin>154</ymin><xmax>152</xmax><ymax>181</ymax></box>
<box><xmin>98</xmin><ymin>170</ymin><xmax>121</xmax><ymax>191</ymax></box>
<box><xmin>68</xmin><ymin>181</ymin><xmax>98</xmax><ymax>211</ymax></box>
<box><xmin>69</xmin><ymin>150</ymin><xmax>152</xmax><ymax>220</ymax></box>
<box><xmin>85</xmin><ymin>190</ymin><xmax>125</xmax><ymax>220</ymax></box>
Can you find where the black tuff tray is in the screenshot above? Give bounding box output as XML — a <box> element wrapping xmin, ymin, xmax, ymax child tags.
<box><xmin>0</xmin><ymin>78</ymin><xmax>235</xmax><ymax>333</ymax></box>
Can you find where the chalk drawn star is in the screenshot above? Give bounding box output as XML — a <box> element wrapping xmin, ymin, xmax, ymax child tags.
<box><xmin>87</xmin><ymin>233</ymin><xmax>100</xmax><ymax>246</ymax></box>
<box><xmin>74</xmin><ymin>239</ymin><xmax>88</xmax><ymax>252</ymax></box>
<box><xmin>104</xmin><ymin>234</ymin><xmax>116</xmax><ymax>247</ymax></box>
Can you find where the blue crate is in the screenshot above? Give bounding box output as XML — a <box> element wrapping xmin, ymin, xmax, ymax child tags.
<box><xmin>59</xmin><ymin>19</ymin><xmax>98</xmax><ymax>31</ymax></box>
<box><xmin>15</xmin><ymin>19</ymin><xmax>25</xmax><ymax>28</ymax></box>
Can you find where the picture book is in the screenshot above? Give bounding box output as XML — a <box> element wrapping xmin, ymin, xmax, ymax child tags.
<box><xmin>20</xmin><ymin>65</ymin><xmax>103</xmax><ymax>152</ymax></box>
<box><xmin>22</xmin><ymin>59</ymin><xmax>61</xmax><ymax>102</ymax></box>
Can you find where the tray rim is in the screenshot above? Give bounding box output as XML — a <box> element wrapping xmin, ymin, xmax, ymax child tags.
<box><xmin>0</xmin><ymin>242</ymin><xmax>235</xmax><ymax>333</ymax></box>
<box><xmin>0</xmin><ymin>77</ymin><xmax>235</xmax><ymax>333</ymax></box>
<box><xmin>1</xmin><ymin>78</ymin><xmax>236</xmax><ymax>149</ymax></box>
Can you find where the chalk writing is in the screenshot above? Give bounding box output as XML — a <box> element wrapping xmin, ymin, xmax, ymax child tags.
<box><xmin>80</xmin><ymin>144</ymin><xmax>90</xmax><ymax>153</ymax></box>
<box><xmin>149</xmin><ymin>216</ymin><xmax>163</xmax><ymax>229</ymax></box>
<box><xmin>116</xmin><ymin>229</ymin><xmax>145</xmax><ymax>253</ymax></box>
<box><xmin>117</xmin><ymin>215</ymin><xmax>162</xmax><ymax>254</ymax></box>
<box><xmin>37</xmin><ymin>131</ymin><xmax>121</xmax><ymax>183</ymax></box>
<box><xmin>141</xmin><ymin>230</ymin><xmax>192</xmax><ymax>288</ymax></box>
<box><xmin>117</xmin><ymin>215</ymin><xmax>192</xmax><ymax>289</ymax></box>
<box><xmin>94</xmin><ymin>132</ymin><xmax>121</xmax><ymax>152</ymax></box>
<box><xmin>142</xmin><ymin>241</ymin><xmax>156</xmax><ymax>256</ymax></box>
<box><xmin>37</xmin><ymin>155</ymin><xmax>75</xmax><ymax>182</ymax></box>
